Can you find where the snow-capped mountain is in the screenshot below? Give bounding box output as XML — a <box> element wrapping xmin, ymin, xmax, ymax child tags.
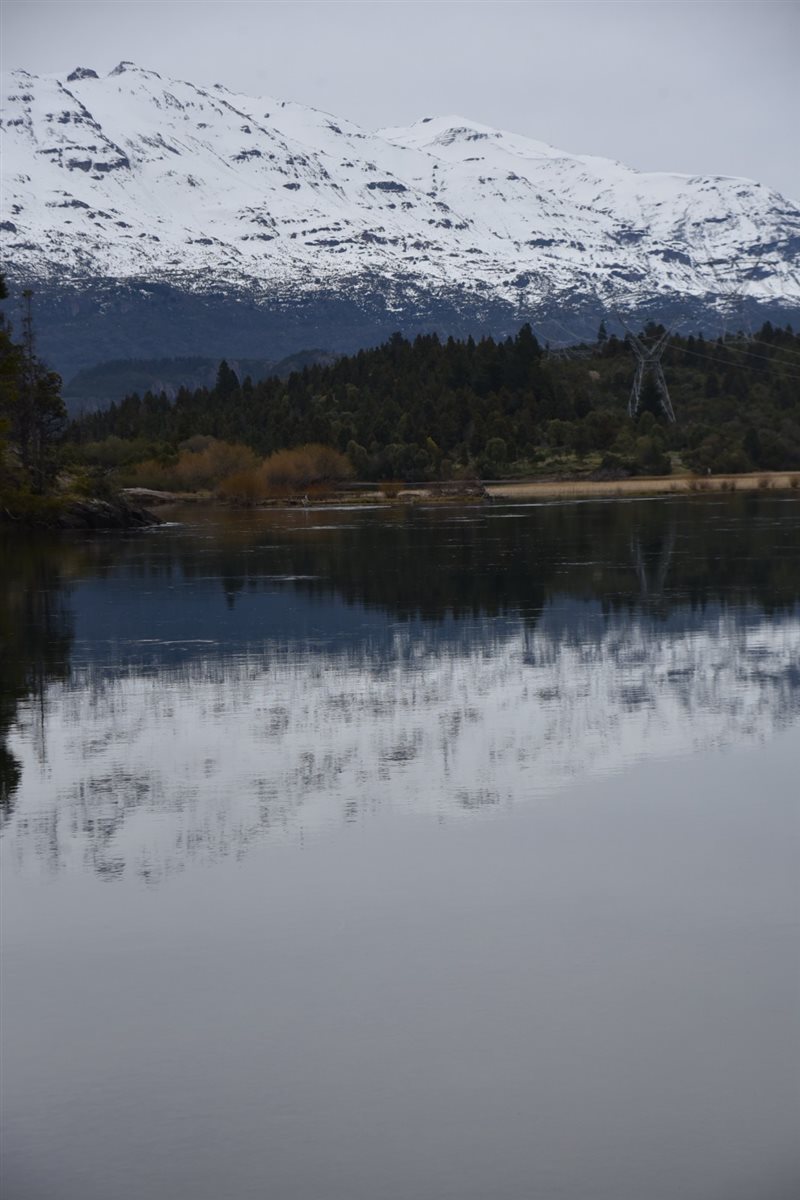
<box><xmin>2</xmin><ymin>61</ymin><xmax>799</xmax><ymax>378</ymax></box>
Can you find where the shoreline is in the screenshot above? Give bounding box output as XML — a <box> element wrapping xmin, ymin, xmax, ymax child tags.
<box><xmin>5</xmin><ymin>472</ymin><xmax>798</xmax><ymax>530</ymax></box>
<box><xmin>0</xmin><ymin>493</ymin><xmax>159</xmax><ymax>530</ymax></box>
<box><xmin>123</xmin><ymin>471</ymin><xmax>800</xmax><ymax>511</ymax></box>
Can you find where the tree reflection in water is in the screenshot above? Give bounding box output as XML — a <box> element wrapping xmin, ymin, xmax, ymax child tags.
<box><xmin>0</xmin><ymin>533</ymin><xmax>74</xmax><ymax>823</ymax></box>
<box><xmin>2</xmin><ymin>494</ymin><xmax>799</xmax><ymax>879</ymax></box>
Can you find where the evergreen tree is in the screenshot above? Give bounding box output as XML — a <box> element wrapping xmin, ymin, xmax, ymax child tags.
<box><xmin>1</xmin><ymin>282</ymin><xmax>66</xmax><ymax>494</ymax></box>
<box><xmin>215</xmin><ymin>360</ymin><xmax>240</xmax><ymax>398</ymax></box>
<box><xmin>17</xmin><ymin>291</ymin><xmax>67</xmax><ymax>491</ymax></box>
<box><xmin>0</xmin><ymin>275</ymin><xmax>22</xmax><ymax>488</ymax></box>
<box><xmin>743</xmin><ymin>427</ymin><xmax>762</xmax><ymax>466</ymax></box>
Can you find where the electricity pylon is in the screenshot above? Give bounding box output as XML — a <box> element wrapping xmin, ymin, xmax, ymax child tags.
<box><xmin>625</xmin><ymin>326</ymin><xmax>676</xmax><ymax>422</ymax></box>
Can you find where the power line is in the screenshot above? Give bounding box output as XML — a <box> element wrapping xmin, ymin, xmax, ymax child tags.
<box><xmin>541</xmin><ymin>323</ymin><xmax>800</xmax><ymax>380</ymax></box>
<box><xmin>632</xmin><ymin>328</ymin><xmax>800</xmax><ymax>369</ymax></box>
<box><xmin>667</xmin><ymin>341</ymin><xmax>800</xmax><ymax>372</ymax></box>
<box><xmin>664</xmin><ymin>342</ymin><xmax>800</xmax><ymax>384</ymax></box>
<box><xmin>735</xmin><ymin>337</ymin><xmax>800</xmax><ymax>362</ymax></box>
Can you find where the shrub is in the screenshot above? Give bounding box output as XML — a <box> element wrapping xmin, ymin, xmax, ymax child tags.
<box><xmin>634</xmin><ymin>435</ymin><xmax>671</xmax><ymax>476</ymax></box>
<box><xmin>179</xmin><ymin>434</ymin><xmax>217</xmax><ymax>455</ymax></box>
<box><xmin>122</xmin><ymin>439</ymin><xmax>257</xmax><ymax>492</ymax></box>
<box><xmin>484</xmin><ymin>437</ymin><xmax>508</xmax><ymax>466</ymax></box>
<box><xmin>62</xmin><ymin>435</ymin><xmax>160</xmax><ymax>470</ymax></box>
<box><xmin>597</xmin><ymin>451</ymin><xmax>633</xmax><ymax>477</ymax></box>
<box><xmin>217</xmin><ymin>443</ymin><xmax>353</xmax><ymax>503</ymax></box>
<box><xmin>346</xmin><ymin>440</ymin><xmax>370</xmax><ymax>477</ymax></box>
<box><xmin>710</xmin><ymin>448</ymin><xmax>750</xmax><ymax>475</ymax></box>
<box><xmin>118</xmin><ymin>458</ymin><xmax>177</xmax><ymax>491</ymax></box>
<box><xmin>260</xmin><ymin>444</ymin><xmax>352</xmax><ymax>492</ymax></box>
<box><xmin>69</xmin><ymin>467</ymin><xmax>115</xmax><ymax>500</ymax></box>
<box><xmin>216</xmin><ymin>467</ymin><xmax>266</xmax><ymax>505</ymax></box>
<box><xmin>172</xmin><ymin>440</ymin><xmax>257</xmax><ymax>491</ymax></box>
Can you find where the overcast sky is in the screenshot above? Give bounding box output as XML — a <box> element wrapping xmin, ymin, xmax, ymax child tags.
<box><xmin>3</xmin><ymin>0</ymin><xmax>799</xmax><ymax>200</ymax></box>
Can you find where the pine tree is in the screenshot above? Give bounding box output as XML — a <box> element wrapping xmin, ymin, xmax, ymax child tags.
<box><xmin>17</xmin><ymin>290</ymin><xmax>67</xmax><ymax>492</ymax></box>
<box><xmin>0</xmin><ymin>275</ymin><xmax>22</xmax><ymax>489</ymax></box>
<box><xmin>0</xmin><ymin>283</ymin><xmax>66</xmax><ymax>494</ymax></box>
<box><xmin>215</xmin><ymin>360</ymin><xmax>240</xmax><ymax>398</ymax></box>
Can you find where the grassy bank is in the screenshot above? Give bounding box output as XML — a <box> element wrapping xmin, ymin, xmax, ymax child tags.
<box><xmin>486</xmin><ymin>471</ymin><xmax>800</xmax><ymax>502</ymax></box>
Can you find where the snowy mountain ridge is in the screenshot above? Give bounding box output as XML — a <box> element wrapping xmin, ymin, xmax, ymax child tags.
<box><xmin>2</xmin><ymin>62</ymin><xmax>799</xmax><ymax>375</ymax></box>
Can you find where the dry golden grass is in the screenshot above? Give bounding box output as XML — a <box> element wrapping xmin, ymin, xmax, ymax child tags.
<box><xmin>486</xmin><ymin>471</ymin><xmax>800</xmax><ymax>502</ymax></box>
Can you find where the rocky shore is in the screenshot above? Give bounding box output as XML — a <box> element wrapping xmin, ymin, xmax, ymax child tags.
<box><xmin>1</xmin><ymin>492</ymin><xmax>159</xmax><ymax>529</ymax></box>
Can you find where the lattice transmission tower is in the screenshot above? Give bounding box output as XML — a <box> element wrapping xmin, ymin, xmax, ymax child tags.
<box><xmin>625</xmin><ymin>326</ymin><xmax>676</xmax><ymax>422</ymax></box>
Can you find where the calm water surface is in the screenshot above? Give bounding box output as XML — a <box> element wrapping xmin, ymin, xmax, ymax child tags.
<box><xmin>1</xmin><ymin>496</ymin><xmax>799</xmax><ymax>1199</ymax></box>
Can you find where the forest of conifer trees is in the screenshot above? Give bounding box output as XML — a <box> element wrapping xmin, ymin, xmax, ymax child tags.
<box><xmin>66</xmin><ymin>320</ymin><xmax>800</xmax><ymax>482</ymax></box>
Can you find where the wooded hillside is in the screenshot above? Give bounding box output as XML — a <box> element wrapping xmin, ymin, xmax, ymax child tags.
<box><xmin>66</xmin><ymin>320</ymin><xmax>800</xmax><ymax>479</ymax></box>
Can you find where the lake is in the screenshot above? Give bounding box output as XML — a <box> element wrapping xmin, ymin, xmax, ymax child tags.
<box><xmin>1</xmin><ymin>495</ymin><xmax>799</xmax><ymax>1200</ymax></box>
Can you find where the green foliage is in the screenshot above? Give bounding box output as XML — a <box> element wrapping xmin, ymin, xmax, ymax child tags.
<box><xmin>61</xmin><ymin>434</ymin><xmax>166</xmax><ymax>470</ymax></box>
<box><xmin>69</xmin><ymin>467</ymin><xmax>116</xmax><ymax>500</ymax></box>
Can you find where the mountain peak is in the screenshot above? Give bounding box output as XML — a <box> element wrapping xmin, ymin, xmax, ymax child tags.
<box><xmin>380</xmin><ymin>114</ymin><xmax>561</xmax><ymax>164</ymax></box>
<box><xmin>66</xmin><ymin>67</ymin><xmax>99</xmax><ymax>83</ymax></box>
<box><xmin>381</xmin><ymin>114</ymin><xmax>497</xmax><ymax>144</ymax></box>
<box><xmin>108</xmin><ymin>61</ymin><xmax>162</xmax><ymax>79</ymax></box>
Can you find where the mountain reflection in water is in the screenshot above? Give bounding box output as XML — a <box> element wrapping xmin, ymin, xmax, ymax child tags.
<box><xmin>2</xmin><ymin>494</ymin><xmax>800</xmax><ymax>882</ymax></box>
